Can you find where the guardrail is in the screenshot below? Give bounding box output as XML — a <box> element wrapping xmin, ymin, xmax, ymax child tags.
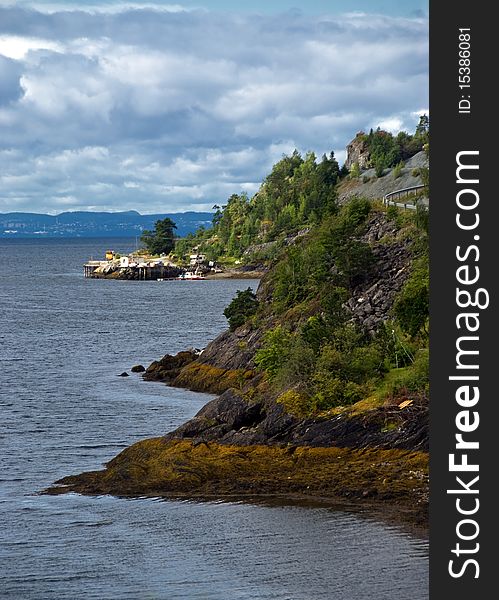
<box><xmin>383</xmin><ymin>184</ymin><xmax>427</xmax><ymax>211</ymax></box>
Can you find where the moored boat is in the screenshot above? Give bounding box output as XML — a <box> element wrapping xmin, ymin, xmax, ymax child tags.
<box><xmin>177</xmin><ymin>271</ymin><xmax>206</xmax><ymax>280</ymax></box>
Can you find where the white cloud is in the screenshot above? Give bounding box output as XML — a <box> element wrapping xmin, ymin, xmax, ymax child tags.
<box><xmin>0</xmin><ymin>35</ymin><xmax>63</xmax><ymax>59</ymax></box>
<box><xmin>0</xmin><ymin>5</ymin><xmax>428</xmax><ymax>213</ymax></box>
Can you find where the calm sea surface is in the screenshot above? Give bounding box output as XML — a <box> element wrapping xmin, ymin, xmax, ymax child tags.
<box><xmin>0</xmin><ymin>238</ymin><xmax>428</xmax><ymax>599</ymax></box>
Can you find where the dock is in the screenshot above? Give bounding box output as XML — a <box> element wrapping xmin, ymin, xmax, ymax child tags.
<box><xmin>84</xmin><ymin>251</ymin><xmax>182</xmax><ymax>280</ymax></box>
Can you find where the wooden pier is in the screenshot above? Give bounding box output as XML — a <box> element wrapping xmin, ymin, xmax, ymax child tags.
<box><xmin>84</xmin><ymin>261</ymin><xmax>182</xmax><ymax>280</ymax></box>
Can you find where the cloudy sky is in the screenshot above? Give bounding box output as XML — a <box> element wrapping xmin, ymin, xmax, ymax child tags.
<box><xmin>0</xmin><ymin>1</ymin><xmax>428</xmax><ymax>214</ymax></box>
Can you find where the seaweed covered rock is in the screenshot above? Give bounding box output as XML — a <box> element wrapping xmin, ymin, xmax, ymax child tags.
<box><xmin>46</xmin><ymin>439</ymin><xmax>428</xmax><ymax>529</ymax></box>
<box><xmin>143</xmin><ymin>350</ymin><xmax>198</xmax><ymax>382</ymax></box>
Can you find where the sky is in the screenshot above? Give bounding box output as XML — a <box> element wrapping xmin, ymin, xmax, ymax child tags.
<box><xmin>0</xmin><ymin>0</ymin><xmax>428</xmax><ymax>214</ymax></box>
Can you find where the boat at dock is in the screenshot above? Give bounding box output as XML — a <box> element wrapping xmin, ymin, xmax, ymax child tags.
<box><xmin>177</xmin><ymin>271</ymin><xmax>206</xmax><ymax>280</ymax></box>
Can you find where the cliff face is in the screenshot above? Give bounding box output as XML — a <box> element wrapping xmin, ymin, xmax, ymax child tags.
<box><xmin>344</xmin><ymin>133</ymin><xmax>371</xmax><ymax>170</ymax></box>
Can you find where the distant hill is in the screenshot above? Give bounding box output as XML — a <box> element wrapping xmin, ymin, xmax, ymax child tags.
<box><xmin>0</xmin><ymin>210</ymin><xmax>214</xmax><ymax>238</ymax></box>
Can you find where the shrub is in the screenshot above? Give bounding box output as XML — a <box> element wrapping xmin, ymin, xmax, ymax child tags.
<box><xmin>362</xmin><ymin>175</ymin><xmax>371</xmax><ymax>184</ymax></box>
<box><xmin>254</xmin><ymin>326</ymin><xmax>293</xmax><ymax>380</ymax></box>
<box><xmin>277</xmin><ymin>389</ymin><xmax>314</xmax><ymax>418</ymax></box>
<box><xmin>335</xmin><ymin>239</ymin><xmax>374</xmax><ymax>286</ymax></box>
<box><xmin>349</xmin><ymin>162</ymin><xmax>361</xmax><ymax>179</ymax></box>
<box><xmin>223</xmin><ymin>288</ymin><xmax>259</xmax><ymax>331</ymax></box>
<box><xmin>387</xmin><ymin>349</ymin><xmax>429</xmax><ymax>397</ymax></box>
<box><xmin>346</xmin><ymin>345</ymin><xmax>386</xmax><ymax>382</ymax></box>
<box><xmin>344</xmin><ymin>196</ymin><xmax>372</xmax><ymax>226</ymax></box>
<box><xmin>273</xmin><ymin>337</ymin><xmax>316</xmax><ymax>389</ymax></box>
<box><xmin>393</xmin><ymin>257</ymin><xmax>429</xmax><ymax>338</ymax></box>
<box><xmin>373</xmin><ymin>321</ymin><xmax>415</xmax><ymax>369</ymax></box>
<box><xmin>419</xmin><ymin>166</ymin><xmax>430</xmax><ymax>191</ymax></box>
<box><xmin>392</xmin><ymin>161</ymin><xmax>404</xmax><ymax>179</ymax></box>
<box><xmin>415</xmin><ymin>202</ymin><xmax>429</xmax><ymax>234</ymax></box>
<box><xmin>386</xmin><ymin>205</ymin><xmax>399</xmax><ymax>220</ymax></box>
<box><xmin>374</xmin><ymin>159</ymin><xmax>385</xmax><ymax>178</ymax></box>
<box><xmin>312</xmin><ymin>374</ymin><xmax>364</xmax><ymax>410</ymax></box>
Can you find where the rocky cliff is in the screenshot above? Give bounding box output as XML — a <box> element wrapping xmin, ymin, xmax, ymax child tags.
<box><xmin>344</xmin><ymin>132</ymin><xmax>371</xmax><ymax>170</ymax></box>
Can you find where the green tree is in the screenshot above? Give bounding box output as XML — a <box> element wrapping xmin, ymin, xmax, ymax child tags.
<box><xmin>374</xmin><ymin>158</ymin><xmax>385</xmax><ymax>178</ymax></box>
<box><xmin>392</xmin><ymin>161</ymin><xmax>404</xmax><ymax>179</ymax></box>
<box><xmin>140</xmin><ymin>218</ymin><xmax>177</xmax><ymax>255</ymax></box>
<box><xmin>254</xmin><ymin>326</ymin><xmax>293</xmax><ymax>380</ymax></box>
<box><xmin>415</xmin><ymin>114</ymin><xmax>429</xmax><ymax>136</ymax></box>
<box><xmin>223</xmin><ymin>288</ymin><xmax>259</xmax><ymax>331</ymax></box>
<box><xmin>393</xmin><ymin>257</ymin><xmax>429</xmax><ymax>338</ymax></box>
<box><xmin>349</xmin><ymin>162</ymin><xmax>361</xmax><ymax>178</ymax></box>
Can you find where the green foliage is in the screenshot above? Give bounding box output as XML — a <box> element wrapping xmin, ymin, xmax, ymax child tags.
<box><xmin>320</xmin><ymin>197</ymin><xmax>374</xmax><ymax>286</ymax></box>
<box><xmin>419</xmin><ymin>166</ymin><xmax>430</xmax><ymax>194</ymax></box>
<box><xmin>392</xmin><ymin>161</ymin><xmax>404</xmax><ymax>179</ymax></box>
<box><xmin>270</xmin><ymin>198</ymin><xmax>373</xmax><ymax>309</ymax></box>
<box><xmin>276</xmin><ymin>390</ymin><xmax>314</xmax><ymax>418</ymax></box>
<box><xmin>374</xmin><ymin>159</ymin><xmax>385</xmax><ymax>178</ymax></box>
<box><xmin>223</xmin><ymin>288</ymin><xmax>259</xmax><ymax>331</ymax></box>
<box><xmin>301</xmin><ymin>287</ymin><xmax>349</xmax><ymax>353</ymax></box>
<box><xmin>254</xmin><ymin>326</ymin><xmax>293</xmax><ymax>380</ymax></box>
<box><xmin>349</xmin><ymin>162</ymin><xmax>361</xmax><ymax>178</ymax></box>
<box><xmin>386</xmin><ymin>205</ymin><xmax>399</xmax><ymax>220</ymax></box>
<box><xmin>140</xmin><ymin>218</ymin><xmax>177</xmax><ymax>255</ymax></box>
<box><xmin>273</xmin><ymin>337</ymin><xmax>317</xmax><ymax>389</ymax></box>
<box><xmin>355</xmin><ymin>118</ymin><xmax>429</xmax><ymax>174</ymax></box>
<box><xmin>386</xmin><ymin>349</ymin><xmax>429</xmax><ymax>397</ymax></box>
<box><xmin>312</xmin><ymin>374</ymin><xmax>364</xmax><ymax>411</ymax></box>
<box><xmin>336</xmin><ymin>239</ymin><xmax>374</xmax><ymax>284</ymax></box>
<box><xmin>173</xmin><ymin>149</ymin><xmax>341</xmax><ymax>263</ymax></box>
<box><xmin>415</xmin><ymin>202</ymin><xmax>429</xmax><ymax>234</ymax></box>
<box><xmin>253</xmin><ymin>191</ymin><xmax>430</xmax><ymax>417</ymax></box>
<box><xmin>393</xmin><ymin>256</ymin><xmax>429</xmax><ymax>338</ymax></box>
<box><xmin>373</xmin><ymin>321</ymin><xmax>415</xmax><ymax>369</ymax></box>
<box><xmin>415</xmin><ymin>114</ymin><xmax>430</xmax><ymax>147</ymax></box>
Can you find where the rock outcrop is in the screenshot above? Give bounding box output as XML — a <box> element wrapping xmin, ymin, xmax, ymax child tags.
<box><xmin>162</xmin><ymin>387</ymin><xmax>428</xmax><ymax>452</ymax></box>
<box><xmin>347</xmin><ymin>212</ymin><xmax>413</xmax><ymax>333</ymax></box>
<box><xmin>143</xmin><ymin>350</ymin><xmax>199</xmax><ymax>383</ymax></box>
<box><xmin>345</xmin><ymin>132</ymin><xmax>371</xmax><ymax>170</ymax></box>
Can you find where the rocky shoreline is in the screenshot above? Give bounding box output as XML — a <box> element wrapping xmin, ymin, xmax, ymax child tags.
<box><xmin>49</xmin><ymin>208</ymin><xmax>429</xmax><ymax>532</ymax></box>
<box><xmin>46</xmin><ymin>438</ymin><xmax>428</xmax><ymax>531</ymax></box>
<box><xmin>46</xmin><ymin>344</ymin><xmax>429</xmax><ymax>531</ymax></box>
